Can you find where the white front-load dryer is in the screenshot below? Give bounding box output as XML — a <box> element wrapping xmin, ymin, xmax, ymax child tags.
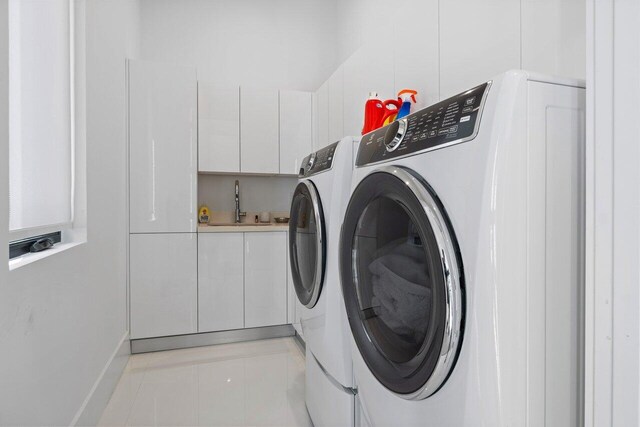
<box><xmin>289</xmin><ymin>137</ymin><xmax>358</xmax><ymax>426</ymax></box>
<box><xmin>340</xmin><ymin>71</ymin><xmax>585</xmax><ymax>426</ymax></box>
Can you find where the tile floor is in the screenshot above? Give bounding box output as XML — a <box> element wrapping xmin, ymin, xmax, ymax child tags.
<box><xmin>99</xmin><ymin>337</ymin><xmax>312</xmax><ymax>426</ymax></box>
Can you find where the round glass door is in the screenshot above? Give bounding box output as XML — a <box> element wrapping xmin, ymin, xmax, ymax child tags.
<box><xmin>340</xmin><ymin>166</ymin><xmax>464</xmax><ymax>399</ymax></box>
<box><xmin>289</xmin><ymin>181</ymin><xmax>326</xmax><ymax>308</ymax></box>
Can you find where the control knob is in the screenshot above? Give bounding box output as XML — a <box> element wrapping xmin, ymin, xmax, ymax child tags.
<box><xmin>384</xmin><ymin>118</ymin><xmax>408</xmax><ymax>152</ymax></box>
<box><xmin>307</xmin><ymin>153</ymin><xmax>317</xmax><ymax>169</ymax></box>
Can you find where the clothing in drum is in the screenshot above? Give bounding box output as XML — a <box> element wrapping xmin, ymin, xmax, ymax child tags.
<box><xmin>289</xmin><ymin>181</ymin><xmax>325</xmax><ymax>308</ymax></box>
<box><xmin>340</xmin><ymin>166</ymin><xmax>464</xmax><ymax>399</ymax></box>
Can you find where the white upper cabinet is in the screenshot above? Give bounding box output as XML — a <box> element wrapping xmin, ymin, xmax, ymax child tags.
<box><xmin>393</xmin><ymin>0</ymin><xmax>440</xmax><ymax>109</ymax></box>
<box><xmin>280</xmin><ymin>90</ymin><xmax>313</xmax><ymax>175</ymax></box>
<box><xmin>343</xmin><ymin>41</ymin><xmax>395</xmax><ymax>137</ymax></box>
<box><xmin>198</xmin><ymin>82</ymin><xmax>240</xmax><ymax>173</ymax></box>
<box><xmin>129</xmin><ymin>60</ymin><xmax>197</xmax><ymax>233</ymax></box>
<box><xmin>439</xmin><ymin>0</ymin><xmax>520</xmax><ymax>98</ymax></box>
<box><xmin>240</xmin><ymin>87</ymin><xmax>280</xmax><ymax>174</ymax></box>
<box><xmin>198</xmin><ymin>233</ymin><xmax>245</xmax><ymax>333</ymax></box>
<box><xmin>316</xmin><ymin>81</ymin><xmax>329</xmax><ymax>150</ymax></box>
<box><xmin>130</xmin><ymin>233</ymin><xmax>198</xmax><ymax>339</ymax></box>
<box><xmin>311</xmin><ymin>92</ymin><xmax>319</xmax><ymax>152</ymax></box>
<box><xmin>244</xmin><ymin>232</ymin><xmax>287</xmax><ymax>328</ymax></box>
<box><xmin>521</xmin><ymin>0</ymin><xmax>586</xmax><ymax>80</ymax></box>
<box><xmin>328</xmin><ymin>66</ymin><xmax>344</xmax><ymax>143</ymax></box>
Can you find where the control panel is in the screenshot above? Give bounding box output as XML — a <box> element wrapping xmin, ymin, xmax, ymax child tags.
<box><xmin>299</xmin><ymin>141</ymin><xmax>339</xmax><ymax>177</ymax></box>
<box><xmin>356</xmin><ymin>82</ymin><xmax>491</xmax><ymax>167</ymax></box>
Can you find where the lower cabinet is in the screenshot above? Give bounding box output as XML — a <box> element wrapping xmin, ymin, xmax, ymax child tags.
<box><xmin>244</xmin><ymin>232</ymin><xmax>288</xmax><ymax>328</ymax></box>
<box><xmin>198</xmin><ymin>233</ymin><xmax>244</xmax><ymax>332</ymax></box>
<box><xmin>130</xmin><ymin>231</ymin><xmax>289</xmax><ymax>339</ymax></box>
<box><xmin>130</xmin><ymin>233</ymin><xmax>198</xmax><ymax>339</ymax></box>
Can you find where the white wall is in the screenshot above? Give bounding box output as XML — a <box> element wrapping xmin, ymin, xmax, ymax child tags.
<box><xmin>139</xmin><ymin>0</ymin><xmax>340</xmax><ymax>90</ymax></box>
<box><xmin>585</xmin><ymin>0</ymin><xmax>640</xmax><ymax>425</ymax></box>
<box><xmin>198</xmin><ymin>175</ymin><xmax>297</xmax><ymax>213</ymax></box>
<box><xmin>0</xmin><ymin>0</ymin><xmax>140</xmax><ymax>424</ymax></box>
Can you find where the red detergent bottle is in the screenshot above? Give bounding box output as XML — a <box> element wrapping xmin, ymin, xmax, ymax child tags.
<box><xmin>378</xmin><ymin>98</ymin><xmax>402</xmax><ymax>128</ymax></box>
<box><xmin>362</xmin><ymin>92</ymin><xmax>384</xmax><ymax>135</ymax></box>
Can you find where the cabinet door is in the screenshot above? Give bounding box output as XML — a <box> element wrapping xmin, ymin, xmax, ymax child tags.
<box><xmin>521</xmin><ymin>0</ymin><xmax>585</xmax><ymax>80</ymax></box>
<box><xmin>316</xmin><ymin>82</ymin><xmax>329</xmax><ymax>150</ymax></box>
<box><xmin>130</xmin><ymin>233</ymin><xmax>197</xmax><ymax>339</ymax></box>
<box><xmin>199</xmin><ymin>82</ymin><xmax>240</xmax><ymax>173</ymax></box>
<box><xmin>240</xmin><ymin>87</ymin><xmax>280</xmax><ymax>174</ymax></box>
<box><xmin>198</xmin><ymin>233</ymin><xmax>244</xmax><ymax>332</ymax></box>
<box><xmin>439</xmin><ymin>0</ymin><xmax>519</xmax><ymax>98</ymax></box>
<box><xmin>244</xmin><ymin>232</ymin><xmax>287</xmax><ymax>328</ymax></box>
<box><xmin>393</xmin><ymin>0</ymin><xmax>440</xmax><ymax>109</ymax></box>
<box><xmin>312</xmin><ymin>92</ymin><xmax>319</xmax><ymax>152</ymax></box>
<box><xmin>343</xmin><ymin>42</ymin><xmax>395</xmax><ymax>137</ymax></box>
<box><xmin>129</xmin><ymin>60</ymin><xmax>197</xmax><ymax>233</ymax></box>
<box><xmin>328</xmin><ymin>66</ymin><xmax>344</xmax><ymax>143</ymax></box>
<box><xmin>280</xmin><ymin>90</ymin><xmax>313</xmax><ymax>175</ymax></box>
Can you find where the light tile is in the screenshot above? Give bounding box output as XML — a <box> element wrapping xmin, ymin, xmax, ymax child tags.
<box><xmin>98</xmin><ymin>338</ymin><xmax>311</xmax><ymax>427</ymax></box>
<box><xmin>98</xmin><ymin>357</ymin><xmax>147</xmax><ymax>426</ymax></box>
<box><xmin>126</xmin><ymin>365</ymin><xmax>199</xmax><ymax>426</ymax></box>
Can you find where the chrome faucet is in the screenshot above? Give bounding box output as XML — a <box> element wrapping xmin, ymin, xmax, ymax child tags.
<box><xmin>235</xmin><ymin>180</ymin><xmax>246</xmax><ymax>223</ymax></box>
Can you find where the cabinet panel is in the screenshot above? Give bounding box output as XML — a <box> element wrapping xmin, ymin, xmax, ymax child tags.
<box><xmin>280</xmin><ymin>90</ymin><xmax>313</xmax><ymax>175</ymax></box>
<box><xmin>343</xmin><ymin>42</ymin><xmax>395</xmax><ymax>138</ymax></box>
<box><xmin>328</xmin><ymin>67</ymin><xmax>344</xmax><ymax>143</ymax></box>
<box><xmin>312</xmin><ymin>92</ymin><xmax>319</xmax><ymax>152</ymax></box>
<box><xmin>240</xmin><ymin>87</ymin><xmax>280</xmax><ymax>174</ymax></box>
<box><xmin>199</xmin><ymin>83</ymin><xmax>240</xmax><ymax>173</ymax></box>
<box><xmin>440</xmin><ymin>0</ymin><xmax>520</xmax><ymax>98</ymax></box>
<box><xmin>393</xmin><ymin>0</ymin><xmax>440</xmax><ymax>108</ymax></box>
<box><xmin>198</xmin><ymin>233</ymin><xmax>244</xmax><ymax>332</ymax></box>
<box><xmin>521</xmin><ymin>0</ymin><xmax>585</xmax><ymax>80</ymax></box>
<box><xmin>244</xmin><ymin>232</ymin><xmax>287</xmax><ymax>328</ymax></box>
<box><xmin>130</xmin><ymin>233</ymin><xmax>197</xmax><ymax>339</ymax></box>
<box><xmin>129</xmin><ymin>60</ymin><xmax>197</xmax><ymax>233</ymax></box>
<box><xmin>316</xmin><ymin>82</ymin><xmax>329</xmax><ymax>150</ymax></box>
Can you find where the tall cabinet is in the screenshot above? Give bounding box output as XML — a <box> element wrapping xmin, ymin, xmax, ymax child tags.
<box><xmin>128</xmin><ymin>59</ymin><xmax>198</xmax><ymax>340</ymax></box>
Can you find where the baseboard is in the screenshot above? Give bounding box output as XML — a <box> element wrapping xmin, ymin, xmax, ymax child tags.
<box><xmin>293</xmin><ymin>331</ymin><xmax>306</xmax><ymax>354</ymax></box>
<box><xmin>131</xmin><ymin>324</ymin><xmax>295</xmax><ymax>354</ymax></box>
<box><xmin>71</xmin><ymin>331</ymin><xmax>130</xmax><ymax>426</ymax></box>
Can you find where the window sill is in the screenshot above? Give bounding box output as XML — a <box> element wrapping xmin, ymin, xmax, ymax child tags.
<box><xmin>9</xmin><ymin>229</ymin><xmax>87</xmax><ymax>271</ymax></box>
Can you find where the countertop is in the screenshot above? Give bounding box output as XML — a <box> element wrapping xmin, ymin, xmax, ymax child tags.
<box><xmin>198</xmin><ymin>223</ymin><xmax>289</xmax><ymax>233</ymax></box>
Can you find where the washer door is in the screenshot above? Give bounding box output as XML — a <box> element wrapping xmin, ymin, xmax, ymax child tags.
<box><xmin>340</xmin><ymin>166</ymin><xmax>464</xmax><ymax>399</ymax></box>
<box><xmin>289</xmin><ymin>180</ymin><xmax>326</xmax><ymax>308</ymax></box>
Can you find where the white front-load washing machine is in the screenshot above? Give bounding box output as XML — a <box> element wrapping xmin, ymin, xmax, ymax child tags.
<box><xmin>289</xmin><ymin>137</ymin><xmax>358</xmax><ymax>426</ymax></box>
<box><xmin>339</xmin><ymin>70</ymin><xmax>585</xmax><ymax>426</ymax></box>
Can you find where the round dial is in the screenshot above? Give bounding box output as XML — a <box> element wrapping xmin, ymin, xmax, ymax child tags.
<box><xmin>384</xmin><ymin>119</ymin><xmax>408</xmax><ymax>152</ymax></box>
<box><xmin>307</xmin><ymin>153</ymin><xmax>317</xmax><ymax>169</ymax></box>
